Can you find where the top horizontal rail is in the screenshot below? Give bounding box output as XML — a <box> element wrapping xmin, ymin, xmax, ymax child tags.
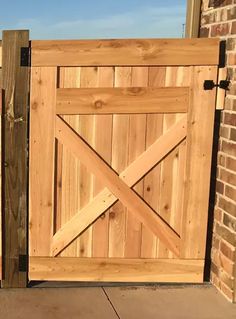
<box><xmin>31</xmin><ymin>38</ymin><xmax>220</xmax><ymax>67</ymax></box>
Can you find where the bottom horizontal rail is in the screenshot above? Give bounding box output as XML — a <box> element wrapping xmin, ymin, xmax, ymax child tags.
<box><xmin>29</xmin><ymin>257</ymin><xmax>204</xmax><ymax>283</ymax></box>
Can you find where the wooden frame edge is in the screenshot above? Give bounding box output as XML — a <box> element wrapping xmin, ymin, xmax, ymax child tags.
<box><xmin>29</xmin><ymin>257</ymin><xmax>204</xmax><ymax>283</ymax></box>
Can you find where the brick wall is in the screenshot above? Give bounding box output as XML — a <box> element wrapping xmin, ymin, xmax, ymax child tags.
<box><xmin>200</xmin><ymin>0</ymin><xmax>236</xmax><ymax>302</ymax></box>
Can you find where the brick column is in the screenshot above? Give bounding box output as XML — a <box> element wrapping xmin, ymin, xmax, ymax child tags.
<box><xmin>200</xmin><ymin>0</ymin><xmax>236</xmax><ymax>302</ymax></box>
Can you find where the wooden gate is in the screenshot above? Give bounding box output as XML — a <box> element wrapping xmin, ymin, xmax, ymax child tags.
<box><xmin>29</xmin><ymin>38</ymin><xmax>220</xmax><ymax>282</ymax></box>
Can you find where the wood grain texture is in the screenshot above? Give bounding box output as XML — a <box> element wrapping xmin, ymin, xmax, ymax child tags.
<box><xmin>56</xmin><ymin>87</ymin><xmax>189</xmax><ymax>114</ymax></box>
<box><xmin>181</xmin><ymin>66</ymin><xmax>218</xmax><ymax>259</ymax></box>
<box><xmin>92</xmin><ymin>67</ymin><xmax>114</xmax><ymax>257</ymax></box>
<box><xmin>29</xmin><ymin>67</ymin><xmax>57</xmax><ymax>257</ymax></box>
<box><xmin>124</xmin><ymin>67</ymin><xmax>148</xmax><ymax>258</ymax></box>
<box><xmin>109</xmin><ymin>67</ymin><xmax>131</xmax><ymax>258</ymax></box>
<box><xmin>216</xmin><ymin>67</ymin><xmax>227</xmax><ymax>110</ymax></box>
<box><xmin>31</xmin><ymin>38</ymin><xmax>220</xmax><ymax>66</ymax></box>
<box><xmin>2</xmin><ymin>30</ymin><xmax>29</xmax><ymax>288</ymax></box>
<box><xmin>58</xmin><ymin>67</ymin><xmax>81</xmax><ymax>257</ymax></box>
<box><xmin>52</xmin><ymin>116</ymin><xmax>187</xmax><ymax>256</ymax></box>
<box><xmin>29</xmin><ymin>257</ymin><xmax>204</xmax><ymax>282</ymax></box>
<box><xmin>142</xmin><ymin>67</ymin><xmax>165</xmax><ymax>258</ymax></box>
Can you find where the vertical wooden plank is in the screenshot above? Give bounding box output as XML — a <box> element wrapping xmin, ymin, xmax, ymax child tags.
<box><xmin>141</xmin><ymin>67</ymin><xmax>165</xmax><ymax>258</ymax></box>
<box><xmin>0</xmin><ymin>89</ymin><xmax>2</xmax><ymax>278</ymax></box>
<box><xmin>29</xmin><ymin>67</ymin><xmax>57</xmax><ymax>257</ymax></box>
<box><xmin>59</xmin><ymin>67</ymin><xmax>80</xmax><ymax>257</ymax></box>
<box><xmin>77</xmin><ymin>67</ymin><xmax>97</xmax><ymax>257</ymax></box>
<box><xmin>124</xmin><ymin>67</ymin><xmax>148</xmax><ymax>258</ymax></box>
<box><xmin>2</xmin><ymin>30</ymin><xmax>29</xmax><ymax>287</ymax></box>
<box><xmin>92</xmin><ymin>67</ymin><xmax>114</xmax><ymax>257</ymax></box>
<box><xmin>157</xmin><ymin>67</ymin><xmax>178</xmax><ymax>258</ymax></box>
<box><xmin>181</xmin><ymin>66</ymin><xmax>218</xmax><ymax>259</ymax></box>
<box><xmin>109</xmin><ymin>67</ymin><xmax>131</xmax><ymax>258</ymax></box>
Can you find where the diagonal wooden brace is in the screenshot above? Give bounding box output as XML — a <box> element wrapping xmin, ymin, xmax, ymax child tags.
<box><xmin>52</xmin><ymin>115</ymin><xmax>187</xmax><ymax>257</ymax></box>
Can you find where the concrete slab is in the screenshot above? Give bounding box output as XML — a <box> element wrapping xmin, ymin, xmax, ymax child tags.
<box><xmin>105</xmin><ymin>285</ymin><xmax>236</xmax><ymax>319</ymax></box>
<box><xmin>0</xmin><ymin>287</ymin><xmax>117</xmax><ymax>319</ymax></box>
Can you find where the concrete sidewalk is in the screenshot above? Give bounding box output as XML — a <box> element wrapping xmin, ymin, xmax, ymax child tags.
<box><xmin>0</xmin><ymin>285</ymin><xmax>235</xmax><ymax>319</ymax></box>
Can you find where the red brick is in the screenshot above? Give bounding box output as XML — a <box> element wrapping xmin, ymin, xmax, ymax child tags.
<box><xmin>226</xmin><ymin>156</ymin><xmax>236</xmax><ymax>171</ymax></box>
<box><xmin>212</xmin><ymin>234</ymin><xmax>220</xmax><ymax>249</ymax></box>
<box><xmin>211</xmin><ymin>23</ymin><xmax>230</xmax><ymax>36</ymax></box>
<box><xmin>225</xmin><ymin>184</ymin><xmax>236</xmax><ymax>200</ymax></box>
<box><xmin>224</xmin><ymin>98</ymin><xmax>233</xmax><ymax>110</ymax></box>
<box><xmin>220</xmin><ymin>125</ymin><xmax>229</xmax><ymax>138</ymax></box>
<box><xmin>221</xmin><ymin>140</ymin><xmax>236</xmax><ymax>157</ymax></box>
<box><xmin>219</xmin><ymin>168</ymin><xmax>236</xmax><ymax>187</ymax></box>
<box><xmin>200</xmin><ymin>27</ymin><xmax>210</xmax><ymax>37</ymax></box>
<box><xmin>219</xmin><ymin>252</ymin><xmax>234</xmax><ymax>275</ymax></box>
<box><xmin>230</xmin><ymin>128</ymin><xmax>236</xmax><ymax>141</ymax></box>
<box><xmin>218</xmin><ymin>196</ymin><xmax>236</xmax><ymax>216</ymax></box>
<box><xmin>227</xmin><ymin>7</ymin><xmax>236</xmax><ymax>20</ymax></box>
<box><xmin>229</xmin><ymin>83</ymin><xmax>236</xmax><ymax>95</ymax></box>
<box><xmin>231</xmin><ymin>21</ymin><xmax>236</xmax><ymax>34</ymax></box>
<box><xmin>216</xmin><ymin>180</ymin><xmax>225</xmax><ymax>194</ymax></box>
<box><xmin>215</xmin><ymin>223</ymin><xmax>236</xmax><ymax>246</ymax></box>
<box><xmin>232</xmin><ymin>99</ymin><xmax>236</xmax><ymax>111</ymax></box>
<box><xmin>218</xmin><ymin>153</ymin><xmax>226</xmax><ymax>167</ymax></box>
<box><xmin>227</xmin><ymin>69</ymin><xmax>236</xmax><ymax>82</ymax></box>
<box><xmin>214</xmin><ymin>207</ymin><xmax>223</xmax><ymax>222</ymax></box>
<box><xmin>209</xmin><ymin>0</ymin><xmax>232</xmax><ymax>7</ymax></box>
<box><xmin>220</xmin><ymin>240</ymin><xmax>235</xmax><ymax>260</ymax></box>
<box><xmin>226</xmin><ymin>37</ymin><xmax>236</xmax><ymax>50</ymax></box>
<box><xmin>223</xmin><ymin>212</ymin><xmax>236</xmax><ymax>231</ymax></box>
<box><xmin>224</xmin><ymin>112</ymin><xmax>236</xmax><ymax>126</ymax></box>
<box><xmin>220</xmin><ymin>282</ymin><xmax>234</xmax><ymax>301</ymax></box>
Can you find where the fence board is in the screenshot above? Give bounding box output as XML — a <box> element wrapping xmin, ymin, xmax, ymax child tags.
<box><xmin>92</xmin><ymin>67</ymin><xmax>114</xmax><ymax>257</ymax></box>
<box><xmin>56</xmin><ymin>87</ymin><xmax>189</xmax><ymax>114</ymax></box>
<box><xmin>181</xmin><ymin>66</ymin><xmax>218</xmax><ymax>259</ymax></box>
<box><xmin>31</xmin><ymin>38</ymin><xmax>220</xmax><ymax>67</ymax></box>
<box><xmin>2</xmin><ymin>30</ymin><xmax>29</xmax><ymax>288</ymax></box>
<box><xmin>29</xmin><ymin>67</ymin><xmax>57</xmax><ymax>256</ymax></box>
<box><xmin>29</xmin><ymin>257</ymin><xmax>204</xmax><ymax>282</ymax></box>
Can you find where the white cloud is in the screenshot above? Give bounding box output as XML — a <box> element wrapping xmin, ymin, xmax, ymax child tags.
<box><xmin>6</xmin><ymin>5</ymin><xmax>186</xmax><ymax>39</ymax></box>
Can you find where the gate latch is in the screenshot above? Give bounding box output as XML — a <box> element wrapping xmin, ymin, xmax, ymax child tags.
<box><xmin>204</xmin><ymin>80</ymin><xmax>230</xmax><ymax>91</ymax></box>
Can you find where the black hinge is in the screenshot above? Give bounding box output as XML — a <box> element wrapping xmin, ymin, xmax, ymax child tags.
<box><xmin>20</xmin><ymin>47</ymin><xmax>31</xmax><ymax>67</ymax></box>
<box><xmin>203</xmin><ymin>80</ymin><xmax>230</xmax><ymax>91</ymax></box>
<box><xmin>19</xmin><ymin>254</ymin><xmax>28</xmax><ymax>272</ymax></box>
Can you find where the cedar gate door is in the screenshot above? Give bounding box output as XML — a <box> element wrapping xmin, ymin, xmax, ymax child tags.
<box><xmin>29</xmin><ymin>38</ymin><xmax>220</xmax><ymax>282</ymax></box>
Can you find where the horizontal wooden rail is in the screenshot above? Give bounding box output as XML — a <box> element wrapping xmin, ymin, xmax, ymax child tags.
<box><xmin>56</xmin><ymin>87</ymin><xmax>189</xmax><ymax>114</ymax></box>
<box><xmin>29</xmin><ymin>257</ymin><xmax>204</xmax><ymax>282</ymax></box>
<box><xmin>31</xmin><ymin>38</ymin><xmax>220</xmax><ymax>66</ymax></box>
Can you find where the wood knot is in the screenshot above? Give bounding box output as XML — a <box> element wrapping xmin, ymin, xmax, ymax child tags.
<box><xmin>109</xmin><ymin>211</ymin><xmax>116</xmax><ymax>219</ymax></box>
<box><xmin>32</xmin><ymin>102</ymin><xmax>38</xmax><ymax>110</ymax></box>
<box><xmin>94</xmin><ymin>100</ymin><xmax>103</xmax><ymax>109</ymax></box>
<box><xmin>146</xmin><ymin>186</ymin><xmax>151</xmax><ymax>192</ymax></box>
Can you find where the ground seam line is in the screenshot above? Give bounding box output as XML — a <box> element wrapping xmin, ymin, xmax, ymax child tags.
<box><xmin>102</xmin><ymin>287</ymin><xmax>121</xmax><ymax>319</ymax></box>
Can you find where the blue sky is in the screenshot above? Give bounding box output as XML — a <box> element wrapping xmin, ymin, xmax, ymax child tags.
<box><xmin>0</xmin><ymin>0</ymin><xmax>187</xmax><ymax>39</ymax></box>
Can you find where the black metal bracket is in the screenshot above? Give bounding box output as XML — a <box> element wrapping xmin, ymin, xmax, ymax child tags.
<box><xmin>219</xmin><ymin>40</ymin><xmax>226</xmax><ymax>68</ymax></box>
<box><xmin>20</xmin><ymin>47</ymin><xmax>31</xmax><ymax>67</ymax></box>
<box><xmin>204</xmin><ymin>80</ymin><xmax>230</xmax><ymax>91</ymax></box>
<box><xmin>19</xmin><ymin>254</ymin><xmax>28</xmax><ymax>272</ymax></box>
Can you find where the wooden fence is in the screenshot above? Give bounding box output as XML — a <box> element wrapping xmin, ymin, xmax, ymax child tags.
<box><xmin>0</xmin><ymin>30</ymin><xmax>226</xmax><ymax>287</ymax></box>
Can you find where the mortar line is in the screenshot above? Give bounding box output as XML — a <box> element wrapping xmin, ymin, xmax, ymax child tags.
<box><xmin>102</xmin><ymin>287</ymin><xmax>121</xmax><ymax>319</ymax></box>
